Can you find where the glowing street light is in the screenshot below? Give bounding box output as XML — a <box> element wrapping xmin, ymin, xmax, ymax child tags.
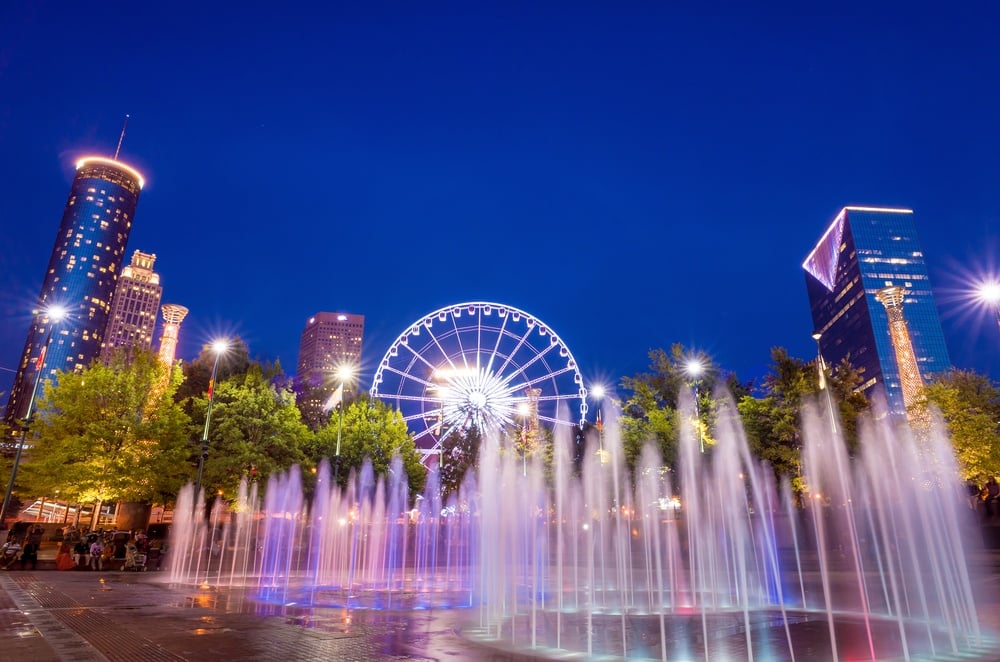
<box><xmin>976</xmin><ymin>280</ymin><xmax>1000</xmax><ymax>335</ymax></box>
<box><xmin>333</xmin><ymin>364</ymin><xmax>355</xmax><ymax>483</ymax></box>
<box><xmin>1</xmin><ymin>305</ymin><xmax>67</xmax><ymax>525</ymax></box>
<box><xmin>195</xmin><ymin>339</ymin><xmax>229</xmax><ymax>500</ymax></box>
<box><xmin>683</xmin><ymin>357</ymin><xmax>706</xmax><ymax>453</ymax></box>
<box><xmin>588</xmin><ymin>384</ymin><xmax>608</xmax><ymax>459</ymax></box>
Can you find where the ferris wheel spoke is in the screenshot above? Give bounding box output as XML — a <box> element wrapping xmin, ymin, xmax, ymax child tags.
<box><xmin>378</xmin><ymin>363</ymin><xmax>439</xmax><ymax>391</ymax></box>
<box><xmin>395</xmin><ymin>337</ymin><xmax>444</xmax><ymax>376</ymax></box>
<box><xmin>484</xmin><ymin>310</ymin><xmax>510</xmax><ymax>376</ymax></box>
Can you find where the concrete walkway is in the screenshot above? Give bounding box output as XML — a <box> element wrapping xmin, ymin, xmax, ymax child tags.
<box><xmin>2</xmin><ymin>549</ymin><xmax>1000</xmax><ymax>661</ymax></box>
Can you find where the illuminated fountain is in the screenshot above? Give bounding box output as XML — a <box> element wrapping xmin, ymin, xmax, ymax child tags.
<box><xmin>166</xmin><ymin>392</ymin><xmax>995</xmax><ymax>660</ymax></box>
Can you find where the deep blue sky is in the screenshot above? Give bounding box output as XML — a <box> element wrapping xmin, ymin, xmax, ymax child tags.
<box><xmin>2</xmin><ymin>2</ymin><xmax>999</xmax><ymax>398</ymax></box>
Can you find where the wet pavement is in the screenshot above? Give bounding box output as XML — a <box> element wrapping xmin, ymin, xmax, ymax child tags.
<box><xmin>1</xmin><ymin>549</ymin><xmax>999</xmax><ymax>661</ymax></box>
<box><xmin>0</xmin><ymin>569</ymin><xmax>521</xmax><ymax>662</ymax></box>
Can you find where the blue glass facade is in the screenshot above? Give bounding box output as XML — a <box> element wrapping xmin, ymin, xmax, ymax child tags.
<box><xmin>804</xmin><ymin>207</ymin><xmax>951</xmax><ymax>415</ymax></box>
<box><xmin>4</xmin><ymin>157</ymin><xmax>143</xmax><ymax>427</ymax></box>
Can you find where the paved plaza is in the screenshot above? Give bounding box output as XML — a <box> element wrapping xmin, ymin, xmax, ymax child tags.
<box><xmin>2</xmin><ymin>546</ymin><xmax>1000</xmax><ymax>661</ymax></box>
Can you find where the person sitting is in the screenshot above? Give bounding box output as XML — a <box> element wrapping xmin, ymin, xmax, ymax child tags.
<box><xmin>73</xmin><ymin>539</ymin><xmax>90</xmax><ymax>569</ymax></box>
<box><xmin>985</xmin><ymin>477</ymin><xmax>1000</xmax><ymax>519</ymax></box>
<box><xmin>19</xmin><ymin>540</ymin><xmax>38</xmax><ymax>570</ymax></box>
<box><xmin>89</xmin><ymin>538</ymin><xmax>105</xmax><ymax>571</ymax></box>
<box><xmin>55</xmin><ymin>542</ymin><xmax>76</xmax><ymax>571</ymax></box>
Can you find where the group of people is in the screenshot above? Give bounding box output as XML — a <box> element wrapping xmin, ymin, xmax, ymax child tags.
<box><xmin>967</xmin><ymin>477</ymin><xmax>1000</xmax><ymax>519</ymax></box>
<box><xmin>0</xmin><ymin>525</ymin><xmax>44</xmax><ymax>570</ymax></box>
<box><xmin>2</xmin><ymin>524</ymin><xmax>168</xmax><ymax>571</ymax></box>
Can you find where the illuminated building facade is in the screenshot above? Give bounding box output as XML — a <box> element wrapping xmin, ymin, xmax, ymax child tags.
<box><xmin>803</xmin><ymin>206</ymin><xmax>950</xmax><ymax>416</ymax></box>
<box><xmin>4</xmin><ymin>156</ymin><xmax>144</xmax><ymax>427</ymax></box>
<box><xmin>157</xmin><ymin>304</ymin><xmax>189</xmax><ymax>367</ymax></box>
<box><xmin>296</xmin><ymin>312</ymin><xmax>365</xmax><ymax>429</ymax></box>
<box><xmin>101</xmin><ymin>250</ymin><xmax>162</xmax><ymax>360</ymax></box>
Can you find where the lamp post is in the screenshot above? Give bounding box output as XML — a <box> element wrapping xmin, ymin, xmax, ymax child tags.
<box><xmin>1</xmin><ymin>306</ymin><xmax>66</xmax><ymax>526</ymax></box>
<box><xmin>976</xmin><ymin>280</ymin><xmax>1000</xmax><ymax>336</ymax></box>
<box><xmin>333</xmin><ymin>365</ymin><xmax>355</xmax><ymax>483</ymax></box>
<box><xmin>812</xmin><ymin>332</ymin><xmax>838</xmax><ymax>435</ymax></box>
<box><xmin>589</xmin><ymin>384</ymin><xmax>608</xmax><ymax>462</ymax></box>
<box><xmin>194</xmin><ymin>339</ymin><xmax>228</xmax><ymax>500</ymax></box>
<box><xmin>684</xmin><ymin>358</ymin><xmax>706</xmax><ymax>453</ymax></box>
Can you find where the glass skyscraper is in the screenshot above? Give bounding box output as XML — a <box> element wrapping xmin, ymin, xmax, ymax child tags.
<box><xmin>803</xmin><ymin>206</ymin><xmax>951</xmax><ymax>415</ymax></box>
<box><xmin>4</xmin><ymin>156</ymin><xmax>144</xmax><ymax>427</ymax></box>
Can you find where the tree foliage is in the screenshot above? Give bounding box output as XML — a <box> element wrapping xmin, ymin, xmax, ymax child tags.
<box><xmin>21</xmin><ymin>348</ymin><xmax>192</xmax><ymax>507</ymax></box>
<box><xmin>319</xmin><ymin>396</ymin><xmax>426</xmax><ymax>496</ymax></box>
<box><xmin>438</xmin><ymin>425</ymin><xmax>481</xmax><ymax>498</ymax></box>
<box><xmin>921</xmin><ymin>370</ymin><xmax>1000</xmax><ymax>481</ymax></box>
<box><xmin>194</xmin><ymin>362</ymin><xmax>311</xmax><ymax>499</ymax></box>
<box><xmin>619</xmin><ymin>345</ymin><xmax>727</xmax><ymax>472</ymax></box>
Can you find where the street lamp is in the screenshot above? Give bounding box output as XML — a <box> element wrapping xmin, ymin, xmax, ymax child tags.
<box><xmin>684</xmin><ymin>357</ymin><xmax>706</xmax><ymax>453</ymax></box>
<box><xmin>975</xmin><ymin>280</ymin><xmax>1000</xmax><ymax>336</ymax></box>
<box><xmin>194</xmin><ymin>339</ymin><xmax>228</xmax><ymax>500</ymax></box>
<box><xmin>589</xmin><ymin>384</ymin><xmax>607</xmax><ymax>459</ymax></box>
<box><xmin>333</xmin><ymin>364</ymin><xmax>355</xmax><ymax>483</ymax></box>
<box><xmin>812</xmin><ymin>332</ymin><xmax>838</xmax><ymax>435</ymax></box>
<box><xmin>1</xmin><ymin>305</ymin><xmax>66</xmax><ymax>526</ymax></box>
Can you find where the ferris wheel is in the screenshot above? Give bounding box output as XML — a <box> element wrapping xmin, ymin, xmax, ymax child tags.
<box><xmin>371</xmin><ymin>302</ymin><xmax>588</xmax><ymax>457</ymax></box>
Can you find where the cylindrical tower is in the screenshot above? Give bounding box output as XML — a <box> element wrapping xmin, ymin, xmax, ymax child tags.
<box><xmin>4</xmin><ymin>156</ymin><xmax>144</xmax><ymax>427</ymax></box>
<box><xmin>875</xmin><ymin>286</ymin><xmax>927</xmax><ymax>419</ymax></box>
<box><xmin>158</xmin><ymin>304</ymin><xmax>190</xmax><ymax>367</ymax></box>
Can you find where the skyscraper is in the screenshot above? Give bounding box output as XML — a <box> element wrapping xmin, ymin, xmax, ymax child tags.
<box><xmin>296</xmin><ymin>312</ymin><xmax>365</xmax><ymax>429</ymax></box>
<box><xmin>4</xmin><ymin>156</ymin><xmax>144</xmax><ymax>427</ymax></box>
<box><xmin>803</xmin><ymin>206</ymin><xmax>951</xmax><ymax>416</ymax></box>
<box><xmin>101</xmin><ymin>250</ymin><xmax>162</xmax><ymax>360</ymax></box>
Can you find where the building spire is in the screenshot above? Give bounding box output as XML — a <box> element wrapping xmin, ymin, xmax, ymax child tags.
<box><xmin>113</xmin><ymin>114</ymin><xmax>130</xmax><ymax>160</ymax></box>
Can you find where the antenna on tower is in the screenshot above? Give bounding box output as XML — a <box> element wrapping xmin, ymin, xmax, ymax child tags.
<box><xmin>113</xmin><ymin>114</ymin><xmax>130</xmax><ymax>160</ymax></box>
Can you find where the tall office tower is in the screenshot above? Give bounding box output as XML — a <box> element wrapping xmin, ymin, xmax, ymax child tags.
<box><xmin>875</xmin><ymin>287</ymin><xmax>928</xmax><ymax>421</ymax></box>
<box><xmin>803</xmin><ymin>206</ymin><xmax>951</xmax><ymax>416</ymax></box>
<box><xmin>101</xmin><ymin>250</ymin><xmax>162</xmax><ymax>360</ymax></box>
<box><xmin>296</xmin><ymin>312</ymin><xmax>365</xmax><ymax>429</ymax></box>
<box><xmin>4</xmin><ymin>156</ymin><xmax>144</xmax><ymax>427</ymax></box>
<box><xmin>158</xmin><ymin>304</ymin><xmax>189</xmax><ymax>367</ymax></box>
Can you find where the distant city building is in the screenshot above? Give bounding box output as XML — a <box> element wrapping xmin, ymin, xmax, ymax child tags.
<box><xmin>101</xmin><ymin>250</ymin><xmax>162</xmax><ymax>360</ymax></box>
<box><xmin>803</xmin><ymin>206</ymin><xmax>951</xmax><ymax>416</ymax></box>
<box><xmin>4</xmin><ymin>156</ymin><xmax>144</xmax><ymax>427</ymax></box>
<box><xmin>157</xmin><ymin>304</ymin><xmax>189</xmax><ymax>367</ymax></box>
<box><xmin>296</xmin><ymin>312</ymin><xmax>364</xmax><ymax>429</ymax></box>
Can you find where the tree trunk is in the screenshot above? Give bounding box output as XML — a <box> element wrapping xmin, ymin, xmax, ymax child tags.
<box><xmin>116</xmin><ymin>502</ymin><xmax>152</xmax><ymax>532</ymax></box>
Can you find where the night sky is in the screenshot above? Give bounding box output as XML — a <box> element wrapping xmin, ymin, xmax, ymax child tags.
<box><xmin>2</xmin><ymin>2</ymin><xmax>999</xmax><ymax>401</ymax></box>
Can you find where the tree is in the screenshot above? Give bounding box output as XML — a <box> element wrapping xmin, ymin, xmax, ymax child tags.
<box><xmin>20</xmin><ymin>347</ymin><xmax>192</xmax><ymax>514</ymax></box>
<box><xmin>921</xmin><ymin>370</ymin><xmax>1000</xmax><ymax>481</ymax></box>
<box><xmin>320</xmin><ymin>396</ymin><xmax>426</xmax><ymax>497</ymax></box>
<box><xmin>438</xmin><ymin>425</ymin><xmax>481</xmax><ymax>498</ymax></box>
<box><xmin>619</xmin><ymin>345</ymin><xmax>728</xmax><ymax>472</ymax></box>
<box><xmin>737</xmin><ymin>347</ymin><xmax>869</xmax><ymax>490</ymax></box>
<box><xmin>194</xmin><ymin>362</ymin><xmax>312</xmax><ymax>499</ymax></box>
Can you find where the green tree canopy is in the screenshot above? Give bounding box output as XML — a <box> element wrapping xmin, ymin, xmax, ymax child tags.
<box><xmin>921</xmin><ymin>369</ymin><xmax>1000</xmax><ymax>481</ymax></box>
<box><xmin>619</xmin><ymin>345</ymin><xmax>729</xmax><ymax>472</ymax></box>
<box><xmin>319</xmin><ymin>396</ymin><xmax>426</xmax><ymax>497</ymax></box>
<box><xmin>21</xmin><ymin>347</ymin><xmax>192</xmax><ymax>507</ymax></box>
<box><xmin>194</xmin><ymin>362</ymin><xmax>312</xmax><ymax>499</ymax></box>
